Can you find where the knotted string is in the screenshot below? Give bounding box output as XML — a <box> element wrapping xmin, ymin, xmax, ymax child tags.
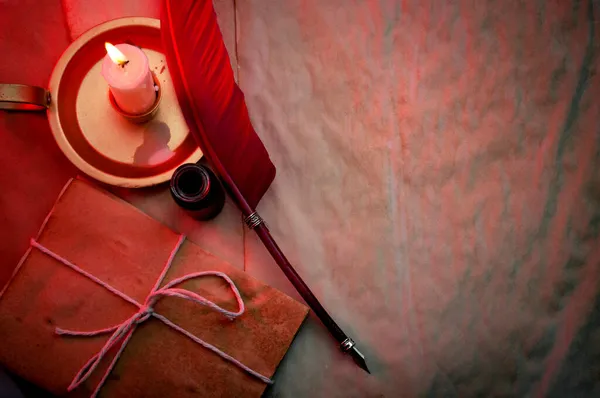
<box><xmin>30</xmin><ymin>235</ymin><xmax>272</xmax><ymax>397</ymax></box>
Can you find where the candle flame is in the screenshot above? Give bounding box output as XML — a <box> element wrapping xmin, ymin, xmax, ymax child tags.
<box><xmin>105</xmin><ymin>42</ymin><xmax>128</xmax><ymax>66</ymax></box>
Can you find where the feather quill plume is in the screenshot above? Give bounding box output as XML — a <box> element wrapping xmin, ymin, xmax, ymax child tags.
<box><xmin>161</xmin><ymin>0</ymin><xmax>370</xmax><ymax>373</ymax></box>
<box><xmin>161</xmin><ymin>0</ymin><xmax>275</xmax><ymax>210</ymax></box>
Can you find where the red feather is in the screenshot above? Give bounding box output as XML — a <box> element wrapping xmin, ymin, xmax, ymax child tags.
<box><xmin>161</xmin><ymin>1</ymin><xmax>370</xmax><ymax>372</ymax></box>
<box><xmin>161</xmin><ymin>0</ymin><xmax>275</xmax><ymax>210</ymax></box>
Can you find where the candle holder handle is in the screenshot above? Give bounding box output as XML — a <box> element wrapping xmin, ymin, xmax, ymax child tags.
<box><xmin>0</xmin><ymin>84</ymin><xmax>50</xmax><ymax>112</ymax></box>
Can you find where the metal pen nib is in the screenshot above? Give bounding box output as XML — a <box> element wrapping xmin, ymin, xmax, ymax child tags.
<box><xmin>341</xmin><ymin>338</ymin><xmax>371</xmax><ymax>374</ymax></box>
<box><xmin>349</xmin><ymin>345</ymin><xmax>370</xmax><ymax>374</ymax></box>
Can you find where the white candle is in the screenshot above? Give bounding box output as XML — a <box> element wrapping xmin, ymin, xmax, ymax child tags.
<box><xmin>102</xmin><ymin>43</ymin><xmax>155</xmax><ymax>115</ymax></box>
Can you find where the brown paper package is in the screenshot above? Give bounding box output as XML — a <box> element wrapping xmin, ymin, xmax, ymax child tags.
<box><xmin>0</xmin><ymin>179</ymin><xmax>308</xmax><ymax>397</ymax></box>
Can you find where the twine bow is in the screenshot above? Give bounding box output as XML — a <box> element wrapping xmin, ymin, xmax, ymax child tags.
<box><xmin>30</xmin><ymin>235</ymin><xmax>271</xmax><ymax>398</ymax></box>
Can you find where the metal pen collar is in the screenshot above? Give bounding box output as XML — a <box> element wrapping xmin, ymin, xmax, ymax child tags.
<box><xmin>244</xmin><ymin>212</ymin><xmax>265</xmax><ymax>229</ymax></box>
<box><xmin>340</xmin><ymin>338</ymin><xmax>355</xmax><ymax>352</ymax></box>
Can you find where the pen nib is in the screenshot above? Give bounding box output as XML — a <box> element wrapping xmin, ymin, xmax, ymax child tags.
<box><xmin>348</xmin><ymin>345</ymin><xmax>371</xmax><ymax>374</ymax></box>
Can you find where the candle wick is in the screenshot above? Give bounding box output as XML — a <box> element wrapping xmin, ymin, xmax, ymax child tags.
<box><xmin>119</xmin><ymin>60</ymin><xmax>130</xmax><ymax>68</ymax></box>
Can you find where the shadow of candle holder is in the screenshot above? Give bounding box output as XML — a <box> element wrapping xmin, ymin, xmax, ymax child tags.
<box><xmin>133</xmin><ymin>121</ymin><xmax>175</xmax><ymax>166</ymax></box>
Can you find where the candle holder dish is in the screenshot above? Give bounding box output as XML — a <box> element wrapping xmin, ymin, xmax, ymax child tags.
<box><xmin>0</xmin><ymin>18</ymin><xmax>202</xmax><ymax>188</ymax></box>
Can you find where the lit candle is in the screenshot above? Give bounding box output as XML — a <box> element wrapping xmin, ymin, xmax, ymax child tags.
<box><xmin>102</xmin><ymin>42</ymin><xmax>156</xmax><ymax>115</ymax></box>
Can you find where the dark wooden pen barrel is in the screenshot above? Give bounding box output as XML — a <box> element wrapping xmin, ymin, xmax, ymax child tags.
<box><xmin>170</xmin><ymin>163</ymin><xmax>225</xmax><ymax>221</ymax></box>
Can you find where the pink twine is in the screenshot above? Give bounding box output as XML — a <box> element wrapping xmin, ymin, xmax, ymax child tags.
<box><xmin>30</xmin><ymin>235</ymin><xmax>272</xmax><ymax>397</ymax></box>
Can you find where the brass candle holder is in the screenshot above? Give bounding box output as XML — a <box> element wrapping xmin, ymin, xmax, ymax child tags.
<box><xmin>0</xmin><ymin>17</ymin><xmax>202</xmax><ymax>188</ymax></box>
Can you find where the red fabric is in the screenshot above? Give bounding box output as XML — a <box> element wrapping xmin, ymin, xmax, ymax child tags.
<box><xmin>161</xmin><ymin>0</ymin><xmax>276</xmax><ymax>210</ymax></box>
<box><xmin>0</xmin><ymin>1</ymin><xmax>76</xmax><ymax>288</ymax></box>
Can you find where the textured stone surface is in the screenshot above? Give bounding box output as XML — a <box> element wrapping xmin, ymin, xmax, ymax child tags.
<box><xmin>237</xmin><ymin>1</ymin><xmax>600</xmax><ymax>396</ymax></box>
